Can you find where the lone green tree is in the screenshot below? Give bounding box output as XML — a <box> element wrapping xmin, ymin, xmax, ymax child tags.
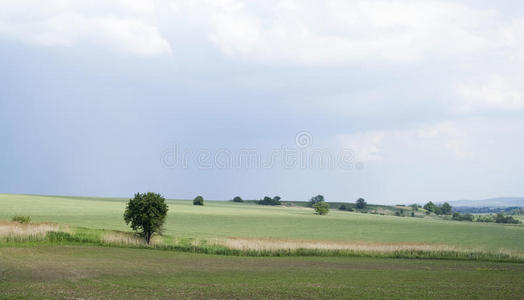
<box><xmin>193</xmin><ymin>195</ymin><xmax>204</xmax><ymax>206</ymax></box>
<box><xmin>233</xmin><ymin>196</ymin><xmax>243</xmax><ymax>202</ymax></box>
<box><xmin>313</xmin><ymin>201</ymin><xmax>329</xmax><ymax>215</ymax></box>
<box><xmin>356</xmin><ymin>198</ymin><xmax>367</xmax><ymax>210</ymax></box>
<box><xmin>123</xmin><ymin>192</ymin><xmax>168</xmax><ymax>244</ymax></box>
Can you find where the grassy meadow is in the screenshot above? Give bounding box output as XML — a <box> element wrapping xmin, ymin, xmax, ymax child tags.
<box><xmin>1</xmin><ymin>193</ymin><xmax>524</xmax><ymax>299</ymax></box>
<box><xmin>0</xmin><ymin>194</ymin><xmax>523</xmax><ymax>252</ymax></box>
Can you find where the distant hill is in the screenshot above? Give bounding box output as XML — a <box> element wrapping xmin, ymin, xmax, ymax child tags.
<box><xmin>446</xmin><ymin>197</ymin><xmax>524</xmax><ymax>208</ymax></box>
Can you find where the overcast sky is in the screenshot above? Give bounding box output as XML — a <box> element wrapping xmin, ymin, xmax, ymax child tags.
<box><xmin>1</xmin><ymin>0</ymin><xmax>524</xmax><ymax>204</ymax></box>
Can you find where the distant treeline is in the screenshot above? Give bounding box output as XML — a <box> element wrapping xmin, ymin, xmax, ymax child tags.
<box><xmin>453</xmin><ymin>206</ymin><xmax>523</xmax><ymax>214</ymax></box>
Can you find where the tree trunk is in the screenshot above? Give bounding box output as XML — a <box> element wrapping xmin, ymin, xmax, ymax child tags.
<box><xmin>145</xmin><ymin>231</ymin><xmax>151</xmax><ymax>244</ymax></box>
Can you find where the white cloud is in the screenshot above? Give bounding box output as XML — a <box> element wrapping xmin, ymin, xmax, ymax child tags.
<box><xmin>0</xmin><ymin>0</ymin><xmax>510</xmax><ymax>62</ymax></box>
<box><xmin>338</xmin><ymin>118</ymin><xmax>524</xmax><ymax>164</ymax></box>
<box><xmin>0</xmin><ymin>0</ymin><xmax>172</xmax><ymax>56</ymax></box>
<box><xmin>207</xmin><ymin>0</ymin><xmax>494</xmax><ymax>65</ymax></box>
<box><xmin>457</xmin><ymin>75</ymin><xmax>524</xmax><ymax>112</ymax></box>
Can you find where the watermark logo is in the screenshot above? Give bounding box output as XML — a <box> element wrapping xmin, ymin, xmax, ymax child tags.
<box><xmin>161</xmin><ymin>131</ymin><xmax>363</xmax><ymax>170</ymax></box>
<box><xmin>295</xmin><ymin>131</ymin><xmax>313</xmax><ymax>148</ymax></box>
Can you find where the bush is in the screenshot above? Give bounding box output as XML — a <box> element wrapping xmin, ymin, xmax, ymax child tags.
<box><xmin>495</xmin><ymin>213</ymin><xmax>520</xmax><ymax>224</ymax></box>
<box><xmin>124</xmin><ymin>192</ymin><xmax>169</xmax><ymax>244</ymax></box>
<box><xmin>313</xmin><ymin>201</ymin><xmax>329</xmax><ymax>215</ymax></box>
<box><xmin>338</xmin><ymin>204</ymin><xmax>354</xmax><ymax>211</ymax></box>
<box><xmin>257</xmin><ymin>196</ymin><xmax>281</xmax><ymax>206</ymax></box>
<box><xmin>452</xmin><ymin>212</ymin><xmax>474</xmax><ymax>221</ymax></box>
<box><xmin>476</xmin><ymin>215</ymin><xmax>494</xmax><ymax>223</ymax></box>
<box><xmin>11</xmin><ymin>215</ymin><xmax>31</xmax><ymax>224</ymax></box>
<box><xmin>233</xmin><ymin>196</ymin><xmax>243</xmax><ymax>202</ymax></box>
<box><xmin>193</xmin><ymin>195</ymin><xmax>204</xmax><ymax>206</ymax></box>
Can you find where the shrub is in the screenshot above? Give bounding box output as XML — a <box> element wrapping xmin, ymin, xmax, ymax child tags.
<box><xmin>233</xmin><ymin>196</ymin><xmax>243</xmax><ymax>202</ymax></box>
<box><xmin>11</xmin><ymin>215</ymin><xmax>31</xmax><ymax>224</ymax></box>
<box><xmin>193</xmin><ymin>195</ymin><xmax>204</xmax><ymax>206</ymax></box>
<box><xmin>452</xmin><ymin>212</ymin><xmax>474</xmax><ymax>221</ymax></box>
<box><xmin>124</xmin><ymin>192</ymin><xmax>169</xmax><ymax>244</ymax></box>
<box><xmin>313</xmin><ymin>201</ymin><xmax>329</xmax><ymax>215</ymax></box>
<box><xmin>338</xmin><ymin>204</ymin><xmax>347</xmax><ymax>210</ymax></box>
<box><xmin>495</xmin><ymin>213</ymin><xmax>520</xmax><ymax>224</ymax></box>
<box><xmin>476</xmin><ymin>215</ymin><xmax>494</xmax><ymax>223</ymax></box>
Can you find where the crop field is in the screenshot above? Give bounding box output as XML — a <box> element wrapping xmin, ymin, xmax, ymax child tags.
<box><xmin>1</xmin><ymin>193</ymin><xmax>524</xmax><ymax>299</ymax></box>
<box><xmin>0</xmin><ymin>194</ymin><xmax>523</xmax><ymax>252</ymax></box>
<box><xmin>1</xmin><ymin>245</ymin><xmax>524</xmax><ymax>299</ymax></box>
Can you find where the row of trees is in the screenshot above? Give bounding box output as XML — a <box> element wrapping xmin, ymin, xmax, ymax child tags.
<box><xmin>309</xmin><ymin>196</ymin><xmax>368</xmax><ymax>215</ymax></box>
<box><xmin>423</xmin><ymin>201</ymin><xmax>452</xmax><ymax>215</ymax></box>
<box><xmin>257</xmin><ymin>196</ymin><xmax>281</xmax><ymax>206</ymax></box>
<box><xmin>452</xmin><ymin>212</ymin><xmax>520</xmax><ymax>223</ymax></box>
<box><xmin>338</xmin><ymin>198</ymin><xmax>367</xmax><ymax>211</ymax></box>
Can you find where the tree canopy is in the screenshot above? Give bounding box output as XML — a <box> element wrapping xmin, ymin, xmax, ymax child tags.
<box><xmin>123</xmin><ymin>192</ymin><xmax>168</xmax><ymax>244</ymax></box>
<box><xmin>313</xmin><ymin>201</ymin><xmax>329</xmax><ymax>215</ymax></box>
<box><xmin>193</xmin><ymin>195</ymin><xmax>204</xmax><ymax>206</ymax></box>
<box><xmin>356</xmin><ymin>198</ymin><xmax>367</xmax><ymax>210</ymax></box>
<box><xmin>309</xmin><ymin>195</ymin><xmax>325</xmax><ymax>207</ymax></box>
<box><xmin>257</xmin><ymin>196</ymin><xmax>281</xmax><ymax>206</ymax></box>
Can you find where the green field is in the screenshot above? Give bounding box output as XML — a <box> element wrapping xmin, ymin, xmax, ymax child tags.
<box><xmin>1</xmin><ymin>194</ymin><xmax>523</xmax><ymax>252</ymax></box>
<box><xmin>1</xmin><ymin>245</ymin><xmax>523</xmax><ymax>299</ymax></box>
<box><xmin>1</xmin><ymin>193</ymin><xmax>524</xmax><ymax>299</ymax></box>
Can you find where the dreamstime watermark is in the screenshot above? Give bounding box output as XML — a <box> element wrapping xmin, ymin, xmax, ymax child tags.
<box><xmin>161</xmin><ymin>131</ymin><xmax>364</xmax><ymax>170</ymax></box>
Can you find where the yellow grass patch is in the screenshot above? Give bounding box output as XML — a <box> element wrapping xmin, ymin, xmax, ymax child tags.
<box><xmin>0</xmin><ymin>221</ymin><xmax>64</xmax><ymax>241</ymax></box>
<box><xmin>102</xmin><ymin>231</ymin><xmax>163</xmax><ymax>246</ymax></box>
<box><xmin>209</xmin><ymin>237</ymin><xmax>524</xmax><ymax>259</ymax></box>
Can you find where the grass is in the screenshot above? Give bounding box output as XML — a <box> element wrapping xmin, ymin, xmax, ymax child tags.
<box><xmin>0</xmin><ymin>245</ymin><xmax>523</xmax><ymax>299</ymax></box>
<box><xmin>1</xmin><ymin>193</ymin><xmax>523</xmax><ymax>253</ymax></box>
<box><xmin>1</xmin><ymin>193</ymin><xmax>524</xmax><ymax>299</ymax></box>
<box><xmin>2</xmin><ymin>221</ymin><xmax>520</xmax><ymax>262</ymax></box>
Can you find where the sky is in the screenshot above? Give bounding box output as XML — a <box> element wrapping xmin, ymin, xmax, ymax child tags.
<box><xmin>1</xmin><ymin>0</ymin><xmax>524</xmax><ymax>204</ymax></box>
